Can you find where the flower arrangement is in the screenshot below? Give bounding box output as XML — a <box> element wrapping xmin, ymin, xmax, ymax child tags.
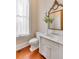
<box><xmin>44</xmin><ymin>12</ymin><xmax>53</xmax><ymax>29</ymax></box>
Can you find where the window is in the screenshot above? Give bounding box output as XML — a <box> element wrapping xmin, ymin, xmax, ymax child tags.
<box><xmin>16</xmin><ymin>0</ymin><xmax>30</xmax><ymax>37</ymax></box>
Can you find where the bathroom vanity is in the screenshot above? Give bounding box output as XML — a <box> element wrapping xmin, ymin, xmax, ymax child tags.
<box><xmin>37</xmin><ymin>31</ymin><xmax>63</xmax><ymax>59</ymax></box>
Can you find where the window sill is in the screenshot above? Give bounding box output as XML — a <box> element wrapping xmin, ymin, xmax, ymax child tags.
<box><xmin>16</xmin><ymin>34</ymin><xmax>30</xmax><ymax>38</ymax></box>
<box><xmin>16</xmin><ymin>34</ymin><xmax>31</xmax><ymax>51</ymax></box>
<box><xmin>16</xmin><ymin>39</ymin><xmax>30</xmax><ymax>51</ymax></box>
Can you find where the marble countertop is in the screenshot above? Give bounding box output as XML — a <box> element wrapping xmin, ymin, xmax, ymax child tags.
<box><xmin>37</xmin><ymin>32</ymin><xmax>63</xmax><ymax>45</ymax></box>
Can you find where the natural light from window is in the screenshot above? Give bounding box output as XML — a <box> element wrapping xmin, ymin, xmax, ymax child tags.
<box><xmin>16</xmin><ymin>0</ymin><xmax>29</xmax><ymax>37</ymax></box>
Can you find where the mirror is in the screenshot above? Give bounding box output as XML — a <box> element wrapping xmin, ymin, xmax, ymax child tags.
<box><xmin>49</xmin><ymin>10</ymin><xmax>63</xmax><ymax>30</ymax></box>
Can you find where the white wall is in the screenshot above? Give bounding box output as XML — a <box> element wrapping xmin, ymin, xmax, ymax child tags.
<box><xmin>31</xmin><ymin>0</ymin><xmax>38</xmax><ymax>36</ymax></box>
<box><xmin>37</xmin><ymin>0</ymin><xmax>53</xmax><ymax>33</ymax></box>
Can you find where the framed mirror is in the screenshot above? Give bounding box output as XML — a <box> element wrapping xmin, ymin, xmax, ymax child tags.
<box><xmin>49</xmin><ymin>10</ymin><xmax>63</xmax><ymax>30</ymax></box>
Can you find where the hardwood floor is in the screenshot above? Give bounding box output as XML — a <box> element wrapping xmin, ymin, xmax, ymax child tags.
<box><xmin>16</xmin><ymin>45</ymin><xmax>46</xmax><ymax>59</ymax></box>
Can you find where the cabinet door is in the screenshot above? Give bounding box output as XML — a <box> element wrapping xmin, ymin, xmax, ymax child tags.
<box><xmin>51</xmin><ymin>44</ymin><xmax>59</xmax><ymax>59</ymax></box>
<box><xmin>42</xmin><ymin>45</ymin><xmax>59</xmax><ymax>59</ymax></box>
<box><xmin>39</xmin><ymin>37</ymin><xmax>63</xmax><ymax>59</ymax></box>
<box><xmin>58</xmin><ymin>44</ymin><xmax>63</xmax><ymax>59</ymax></box>
<box><xmin>51</xmin><ymin>43</ymin><xmax>63</xmax><ymax>59</ymax></box>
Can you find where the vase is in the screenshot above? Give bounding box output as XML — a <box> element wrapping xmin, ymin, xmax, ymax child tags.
<box><xmin>46</xmin><ymin>23</ymin><xmax>50</xmax><ymax>34</ymax></box>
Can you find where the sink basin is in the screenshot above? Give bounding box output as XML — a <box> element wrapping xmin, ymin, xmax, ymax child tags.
<box><xmin>47</xmin><ymin>30</ymin><xmax>63</xmax><ymax>41</ymax></box>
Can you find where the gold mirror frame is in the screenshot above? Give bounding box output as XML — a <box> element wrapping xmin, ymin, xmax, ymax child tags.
<box><xmin>48</xmin><ymin>0</ymin><xmax>63</xmax><ymax>16</ymax></box>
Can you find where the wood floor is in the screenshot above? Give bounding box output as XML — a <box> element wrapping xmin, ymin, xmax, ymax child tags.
<box><xmin>16</xmin><ymin>45</ymin><xmax>46</xmax><ymax>59</ymax></box>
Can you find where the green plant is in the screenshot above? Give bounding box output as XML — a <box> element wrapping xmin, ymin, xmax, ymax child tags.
<box><xmin>44</xmin><ymin>15</ymin><xmax>53</xmax><ymax>28</ymax></box>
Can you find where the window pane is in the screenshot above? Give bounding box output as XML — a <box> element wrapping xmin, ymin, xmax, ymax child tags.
<box><xmin>16</xmin><ymin>16</ymin><xmax>29</xmax><ymax>36</ymax></box>
<box><xmin>23</xmin><ymin>0</ymin><xmax>29</xmax><ymax>16</ymax></box>
<box><xmin>16</xmin><ymin>0</ymin><xmax>24</xmax><ymax>16</ymax></box>
<box><xmin>16</xmin><ymin>0</ymin><xmax>29</xmax><ymax>16</ymax></box>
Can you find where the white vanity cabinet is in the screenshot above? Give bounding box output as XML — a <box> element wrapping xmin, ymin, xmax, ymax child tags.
<box><xmin>37</xmin><ymin>32</ymin><xmax>63</xmax><ymax>59</ymax></box>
